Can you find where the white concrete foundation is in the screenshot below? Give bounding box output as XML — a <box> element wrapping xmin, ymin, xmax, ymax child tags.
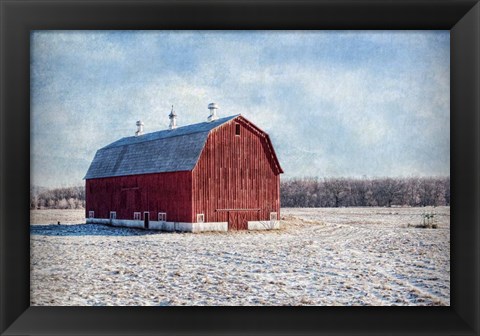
<box><xmin>149</xmin><ymin>221</ymin><xmax>175</xmax><ymax>232</ymax></box>
<box><xmin>86</xmin><ymin>218</ymin><xmax>279</xmax><ymax>232</ymax></box>
<box><xmin>111</xmin><ymin>219</ymin><xmax>144</xmax><ymax>229</ymax></box>
<box><xmin>192</xmin><ymin>222</ymin><xmax>228</xmax><ymax>233</ymax></box>
<box><xmin>86</xmin><ymin>218</ymin><xmax>110</xmax><ymax>225</ymax></box>
<box><xmin>86</xmin><ymin>218</ymin><xmax>228</xmax><ymax>232</ymax></box>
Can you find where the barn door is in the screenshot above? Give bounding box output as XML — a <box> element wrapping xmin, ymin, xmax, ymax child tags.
<box><xmin>228</xmin><ymin>211</ymin><xmax>248</xmax><ymax>230</ymax></box>
<box><xmin>144</xmin><ymin>212</ymin><xmax>150</xmax><ymax>229</ymax></box>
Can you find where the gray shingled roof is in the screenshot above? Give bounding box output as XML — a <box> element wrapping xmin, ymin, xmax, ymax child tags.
<box><xmin>84</xmin><ymin>115</ymin><xmax>239</xmax><ymax>179</ymax></box>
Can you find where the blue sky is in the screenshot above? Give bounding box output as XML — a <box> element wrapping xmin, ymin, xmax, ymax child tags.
<box><xmin>31</xmin><ymin>31</ymin><xmax>450</xmax><ymax>188</ymax></box>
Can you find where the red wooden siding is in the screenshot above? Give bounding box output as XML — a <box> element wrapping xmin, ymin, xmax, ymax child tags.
<box><xmin>192</xmin><ymin>118</ymin><xmax>281</xmax><ymax>225</ymax></box>
<box><xmin>85</xmin><ymin>171</ymin><xmax>192</xmax><ymax>222</ymax></box>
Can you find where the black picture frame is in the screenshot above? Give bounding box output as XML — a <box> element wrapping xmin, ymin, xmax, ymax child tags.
<box><xmin>1</xmin><ymin>1</ymin><xmax>479</xmax><ymax>335</ymax></box>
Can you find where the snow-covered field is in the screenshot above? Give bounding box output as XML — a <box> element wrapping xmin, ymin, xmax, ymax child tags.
<box><xmin>30</xmin><ymin>207</ymin><xmax>450</xmax><ymax>306</ymax></box>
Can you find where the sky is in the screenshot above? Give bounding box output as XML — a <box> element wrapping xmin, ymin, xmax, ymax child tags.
<box><xmin>31</xmin><ymin>31</ymin><xmax>450</xmax><ymax>188</ymax></box>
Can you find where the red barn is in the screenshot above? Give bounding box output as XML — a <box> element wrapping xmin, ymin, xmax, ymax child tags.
<box><xmin>84</xmin><ymin>106</ymin><xmax>283</xmax><ymax>232</ymax></box>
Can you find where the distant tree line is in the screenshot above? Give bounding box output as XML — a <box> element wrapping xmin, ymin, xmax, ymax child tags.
<box><xmin>31</xmin><ymin>176</ymin><xmax>450</xmax><ymax>210</ymax></box>
<box><xmin>30</xmin><ymin>186</ymin><xmax>85</xmax><ymax>210</ymax></box>
<box><xmin>281</xmin><ymin>177</ymin><xmax>450</xmax><ymax>208</ymax></box>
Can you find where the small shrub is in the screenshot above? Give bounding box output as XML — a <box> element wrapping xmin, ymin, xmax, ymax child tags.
<box><xmin>415</xmin><ymin>212</ymin><xmax>437</xmax><ymax>229</ymax></box>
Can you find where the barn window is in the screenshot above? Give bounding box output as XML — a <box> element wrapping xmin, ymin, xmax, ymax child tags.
<box><xmin>235</xmin><ymin>123</ymin><xmax>241</xmax><ymax>136</ymax></box>
<box><xmin>134</xmin><ymin>212</ymin><xmax>141</xmax><ymax>220</ymax></box>
<box><xmin>270</xmin><ymin>212</ymin><xmax>278</xmax><ymax>221</ymax></box>
<box><xmin>110</xmin><ymin>211</ymin><xmax>116</xmax><ymax>220</ymax></box>
<box><xmin>88</xmin><ymin>211</ymin><xmax>94</xmax><ymax>218</ymax></box>
<box><xmin>197</xmin><ymin>214</ymin><xmax>205</xmax><ymax>223</ymax></box>
<box><xmin>158</xmin><ymin>212</ymin><xmax>167</xmax><ymax>222</ymax></box>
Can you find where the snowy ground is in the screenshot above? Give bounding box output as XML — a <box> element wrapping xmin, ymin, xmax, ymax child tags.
<box><xmin>30</xmin><ymin>207</ymin><xmax>450</xmax><ymax>306</ymax></box>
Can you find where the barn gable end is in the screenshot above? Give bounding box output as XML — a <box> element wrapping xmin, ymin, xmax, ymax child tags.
<box><xmin>192</xmin><ymin>116</ymin><xmax>282</xmax><ymax>228</ymax></box>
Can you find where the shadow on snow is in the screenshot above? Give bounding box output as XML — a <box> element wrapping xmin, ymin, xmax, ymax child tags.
<box><xmin>30</xmin><ymin>223</ymin><xmax>161</xmax><ymax>237</ymax></box>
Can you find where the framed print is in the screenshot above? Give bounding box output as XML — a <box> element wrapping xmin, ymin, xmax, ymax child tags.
<box><xmin>1</xmin><ymin>0</ymin><xmax>479</xmax><ymax>335</ymax></box>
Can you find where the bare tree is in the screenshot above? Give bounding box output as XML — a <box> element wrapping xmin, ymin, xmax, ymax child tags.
<box><xmin>380</xmin><ymin>178</ymin><xmax>403</xmax><ymax>207</ymax></box>
<box><xmin>280</xmin><ymin>176</ymin><xmax>449</xmax><ymax>208</ymax></box>
<box><xmin>30</xmin><ymin>186</ymin><xmax>87</xmax><ymax>209</ymax></box>
<box><xmin>323</xmin><ymin>178</ymin><xmax>349</xmax><ymax>207</ymax></box>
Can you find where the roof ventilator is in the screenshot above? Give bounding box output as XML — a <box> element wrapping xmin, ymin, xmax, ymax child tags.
<box><xmin>207</xmin><ymin>103</ymin><xmax>219</xmax><ymax>122</ymax></box>
<box><xmin>135</xmin><ymin>120</ymin><xmax>144</xmax><ymax>136</ymax></box>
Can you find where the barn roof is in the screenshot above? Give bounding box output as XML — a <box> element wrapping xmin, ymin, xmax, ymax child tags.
<box><xmin>84</xmin><ymin>115</ymin><xmax>237</xmax><ymax>179</ymax></box>
<box><xmin>84</xmin><ymin>114</ymin><xmax>283</xmax><ymax>179</ymax></box>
